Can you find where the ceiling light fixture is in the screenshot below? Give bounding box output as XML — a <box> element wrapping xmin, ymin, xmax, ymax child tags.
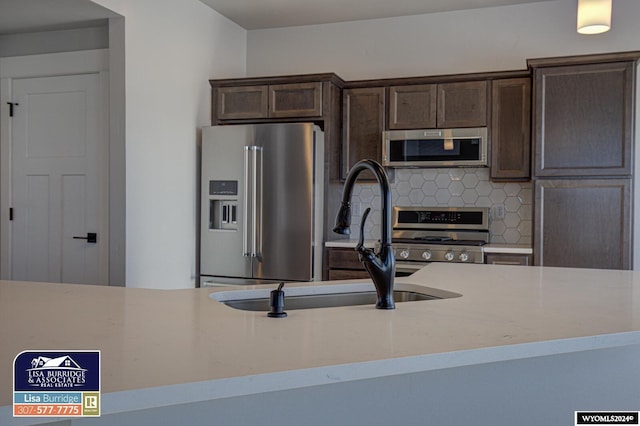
<box><xmin>577</xmin><ymin>0</ymin><xmax>612</xmax><ymax>34</ymax></box>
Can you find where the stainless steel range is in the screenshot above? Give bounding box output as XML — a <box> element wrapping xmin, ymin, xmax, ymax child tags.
<box><xmin>391</xmin><ymin>206</ymin><xmax>489</xmax><ymax>275</ymax></box>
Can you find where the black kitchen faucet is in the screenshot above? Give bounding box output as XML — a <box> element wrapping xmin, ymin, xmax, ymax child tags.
<box><xmin>333</xmin><ymin>159</ymin><xmax>396</xmax><ymax>309</ymax></box>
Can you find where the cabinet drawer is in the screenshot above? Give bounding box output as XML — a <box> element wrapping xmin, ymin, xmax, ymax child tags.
<box><xmin>269</xmin><ymin>82</ymin><xmax>323</xmax><ymax>118</ymax></box>
<box><xmin>328</xmin><ymin>248</ymin><xmax>363</xmax><ymax>269</ymax></box>
<box><xmin>216</xmin><ymin>85</ymin><xmax>268</xmax><ymax>120</ymax></box>
<box><xmin>328</xmin><ymin>248</ymin><xmax>368</xmax><ymax>281</ymax></box>
<box><xmin>485</xmin><ymin>253</ymin><xmax>532</xmax><ymax>266</ymax></box>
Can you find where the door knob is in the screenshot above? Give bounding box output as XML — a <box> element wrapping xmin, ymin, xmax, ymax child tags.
<box><xmin>73</xmin><ymin>233</ymin><xmax>97</xmax><ymax>243</ymax></box>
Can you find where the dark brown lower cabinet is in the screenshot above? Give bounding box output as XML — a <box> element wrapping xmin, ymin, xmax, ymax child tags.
<box><xmin>534</xmin><ymin>178</ymin><xmax>631</xmax><ymax>270</ymax></box>
<box><xmin>485</xmin><ymin>253</ymin><xmax>532</xmax><ymax>266</ymax></box>
<box><xmin>327</xmin><ymin>248</ymin><xmax>369</xmax><ymax>280</ymax></box>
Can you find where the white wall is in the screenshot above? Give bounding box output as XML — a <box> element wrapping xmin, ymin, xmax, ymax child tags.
<box><xmin>246</xmin><ymin>0</ymin><xmax>640</xmax><ymax>79</ymax></box>
<box><xmin>0</xmin><ymin>25</ymin><xmax>109</xmax><ymax>57</ymax></box>
<box><xmin>0</xmin><ymin>25</ymin><xmax>109</xmax><ymax>58</ymax></box>
<box><xmin>90</xmin><ymin>0</ymin><xmax>247</xmax><ymax>288</ymax></box>
<box><xmin>246</xmin><ymin>0</ymin><xmax>640</xmax><ymax>269</ymax></box>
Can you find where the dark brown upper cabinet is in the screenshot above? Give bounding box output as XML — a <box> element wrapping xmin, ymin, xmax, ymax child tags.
<box><xmin>216</xmin><ymin>85</ymin><xmax>269</xmax><ymax>120</ymax></box>
<box><xmin>490</xmin><ymin>78</ymin><xmax>532</xmax><ymax>181</ymax></box>
<box><xmin>437</xmin><ymin>81</ymin><xmax>487</xmax><ymax>128</ymax></box>
<box><xmin>530</xmin><ymin>60</ymin><xmax>635</xmax><ymax>177</ymax></box>
<box><xmin>387</xmin><ymin>81</ymin><xmax>487</xmax><ymax>129</ymax></box>
<box><xmin>268</xmin><ymin>82</ymin><xmax>323</xmax><ymax>118</ymax></box>
<box><xmin>342</xmin><ymin>87</ymin><xmax>385</xmax><ymax>179</ymax></box>
<box><xmin>387</xmin><ymin>84</ymin><xmax>437</xmax><ymax>129</ymax></box>
<box><xmin>214</xmin><ymin>81</ymin><xmax>323</xmax><ymax>121</ymax></box>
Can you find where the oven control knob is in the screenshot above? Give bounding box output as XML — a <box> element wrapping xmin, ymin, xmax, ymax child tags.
<box><xmin>459</xmin><ymin>251</ymin><xmax>470</xmax><ymax>262</ymax></box>
<box><xmin>399</xmin><ymin>249</ymin><xmax>410</xmax><ymax>259</ymax></box>
<box><xmin>421</xmin><ymin>250</ymin><xmax>432</xmax><ymax>260</ymax></box>
<box><xmin>444</xmin><ymin>250</ymin><xmax>455</xmax><ymax>261</ymax></box>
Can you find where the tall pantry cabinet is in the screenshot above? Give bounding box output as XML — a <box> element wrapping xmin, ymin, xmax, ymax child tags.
<box><xmin>529</xmin><ymin>52</ymin><xmax>639</xmax><ymax>270</ymax></box>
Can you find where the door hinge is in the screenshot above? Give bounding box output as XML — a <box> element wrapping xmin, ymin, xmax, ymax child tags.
<box><xmin>9</xmin><ymin>208</ymin><xmax>13</xmax><ymax>221</ymax></box>
<box><xmin>7</xmin><ymin>102</ymin><xmax>18</xmax><ymax>117</ymax></box>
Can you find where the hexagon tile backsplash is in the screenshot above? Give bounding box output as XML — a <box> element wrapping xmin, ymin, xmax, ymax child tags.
<box><xmin>347</xmin><ymin>168</ymin><xmax>532</xmax><ymax>245</ymax></box>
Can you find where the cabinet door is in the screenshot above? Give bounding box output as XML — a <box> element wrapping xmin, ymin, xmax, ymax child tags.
<box><xmin>342</xmin><ymin>87</ymin><xmax>385</xmax><ymax>179</ymax></box>
<box><xmin>388</xmin><ymin>84</ymin><xmax>436</xmax><ymax>129</ymax></box>
<box><xmin>437</xmin><ymin>81</ymin><xmax>487</xmax><ymax>128</ymax></box>
<box><xmin>490</xmin><ymin>78</ymin><xmax>531</xmax><ymax>180</ymax></box>
<box><xmin>534</xmin><ymin>178</ymin><xmax>631</xmax><ymax>270</ymax></box>
<box><xmin>533</xmin><ymin>62</ymin><xmax>634</xmax><ymax>177</ymax></box>
<box><xmin>216</xmin><ymin>85</ymin><xmax>268</xmax><ymax>120</ymax></box>
<box><xmin>269</xmin><ymin>82</ymin><xmax>323</xmax><ymax>118</ymax></box>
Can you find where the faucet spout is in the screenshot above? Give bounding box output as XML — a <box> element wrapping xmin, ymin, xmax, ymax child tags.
<box><xmin>334</xmin><ymin>160</ymin><xmax>395</xmax><ymax>309</ymax></box>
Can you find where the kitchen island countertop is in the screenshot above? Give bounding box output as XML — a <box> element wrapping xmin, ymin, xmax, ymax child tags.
<box><xmin>1</xmin><ymin>263</ymin><xmax>639</xmax><ymax>424</ymax></box>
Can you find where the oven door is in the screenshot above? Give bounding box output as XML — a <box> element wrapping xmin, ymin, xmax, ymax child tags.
<box><xmin>395</xmin><ymin>261</ymin><xmax>429</xmax><ymax>277</ymax></box>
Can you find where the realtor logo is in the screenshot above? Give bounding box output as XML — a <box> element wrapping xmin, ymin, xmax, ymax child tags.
<box><xmin>14</xmin><ymin>351</ymin><xmax>100</xmax><ymax>417</ymax></box>
<box><xmin>82</xmin><ymin>392</ymin><xmax>100</xmax><ymax>416</ymax></box>
<box><xmin>26</xmin><ymin>355</ymin><xmax>87</xmax><ymax>388</ymax></box>
<box><xmin>85</xmin><ymin>395</ymin><xmax>98</xmax><ymax>408</ymax></box>
<box><xmin>31</xmin><ymin>355</ymin><xmax>82</xmax><ymax>369</ymax></box>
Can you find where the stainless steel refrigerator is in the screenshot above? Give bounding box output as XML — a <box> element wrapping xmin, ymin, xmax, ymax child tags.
<box><xmin>199</xmin><ymin>123</ymin><xmax>324</xmax><ymax>286</ymax></box>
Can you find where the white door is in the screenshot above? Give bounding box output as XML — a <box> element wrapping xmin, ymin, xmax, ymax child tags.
<box><xmin>10</xmin><ymin>73</ymin><xmax>108</xmax><ymax>284</ymax></box>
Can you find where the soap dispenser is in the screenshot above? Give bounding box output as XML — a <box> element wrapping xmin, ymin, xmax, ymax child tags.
<box><xmin>267</xmin><ymin>282</ymin><xmax>287</xmax><ymax>318</ymax></box>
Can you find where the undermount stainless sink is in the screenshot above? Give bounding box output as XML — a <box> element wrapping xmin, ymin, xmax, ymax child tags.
<box><xmin>210</xmin><ymin>282</ymin><xmax>461</xmax><ymax>312</ymax></box>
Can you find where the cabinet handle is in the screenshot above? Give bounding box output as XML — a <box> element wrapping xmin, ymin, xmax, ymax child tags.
<box><xmin>73</xmin><ymin>233</ymin><xmax>97</xmax><ymax>243</ymax></box>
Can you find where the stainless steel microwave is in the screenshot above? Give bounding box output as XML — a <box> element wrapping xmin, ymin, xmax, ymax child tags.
<box><xmin>382</xmin><ymin>127</ymin><xmax>488</xmax><ymax>167</ymax></box>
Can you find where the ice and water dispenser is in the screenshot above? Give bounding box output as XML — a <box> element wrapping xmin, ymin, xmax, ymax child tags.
<box><xmin>208</xmin><ymin>180</ymin><xmax>238</xmax><ymax>230</ymax></box>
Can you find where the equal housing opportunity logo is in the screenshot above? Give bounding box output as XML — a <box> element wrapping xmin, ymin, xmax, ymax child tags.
<box><xmin>13</xmin><ymin>351</ymin><xmax>100</xmax><ymax>417</ymax></box>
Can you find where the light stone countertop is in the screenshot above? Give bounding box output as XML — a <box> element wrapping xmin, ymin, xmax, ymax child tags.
<box><xmin>1</xmin><ymin>263</ymin><xmax>639</xmax><ymax>423</ymax></box>
<box><xmin>483</xmin><ymin>244</ymin><xmax>533</xmax><ymax>254</ymax></box>
<box><xmin>324</xmin><ymin>238</ymin><xmax>377</xmax><ymax>248</ymax></box>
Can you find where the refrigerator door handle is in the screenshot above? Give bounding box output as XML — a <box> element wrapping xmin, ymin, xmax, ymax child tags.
<box><xmin>243</xmin><ymin>146</ymin><xmax>263</xmax><ymax>258</ymax></box>
<box><xmin>243</xmin><ymin>147</ymin><xmax>254</xmax><ymax>257</ymax></box>
<box><xmin>253</xmin><ymin>147</ymin><xmax>263</xmax><ymax>259</ymax></box>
